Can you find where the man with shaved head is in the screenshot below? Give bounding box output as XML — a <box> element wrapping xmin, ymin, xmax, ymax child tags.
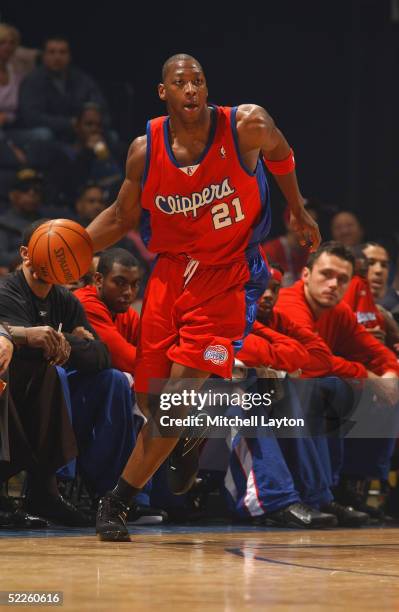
<box><xmin>161</xmin><ymin>53</ymin><xmax>204</xmax><ymax>81</ymax></box>
<box><xmin>86</xmin><ymin>53</ymin><xmax>321</xmax><ymax>541</ymax></box>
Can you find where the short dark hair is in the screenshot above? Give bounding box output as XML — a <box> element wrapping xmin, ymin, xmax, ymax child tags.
<box><xmin>268</xmin><ymin>261</ymin><xmax>284</xmax><ymax>275</ymax></box>
<box><xmin>306</xmin><ymin>241</ymin><xmax>355</xmax><ymax>271</ymax></box>
<box><xmin>161</xmin><ymin>53</ymin><xmax>203</xmax><ymax>81</ymax></box>
<box><xmin>361</xmin><ymin>241</ymin><xmax>389</xmax><ymax>254</ymax></box>
<box><xmin>76</xmin><ymin>102</ymin><xmax>102</xmax><ymax>122</ymax></box>
<box><xmin>21</xmin><ymin>218</ymin><xmax>50</xmax><ymax>246</ymax></box>
<box><xmin>97</xmin><ymin>248</ymin><xmax>139</xmax><ymax>277</ymax></box>
<box><xmin>331</xmin><ymin>209</ymin><xmax>362</xmax><ymax>226</ymax></box>
<box><xmin>76</xmin><ymin>182</ymin><xmax>103</xmax><ymax>200</ymax></box>
<box><xmin>43</xmin><ymin>36</ymin><xmax>70</xmax><ymax>50</ymax></box>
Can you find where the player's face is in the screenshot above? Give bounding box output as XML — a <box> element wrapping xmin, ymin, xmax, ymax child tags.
<box><xmin>363</xmin><ymin>244</ymin><xmax>389</xmax><ymax>299</ymax></box>
<box><xmin>303</xmin><ymin>253</ymin><xmax>352</xmax><ymax>309</ymax></box>
<box><xmin>257</xmin><ymin>279</ymin><xmax>281</xmax><ymax>320</ymax></box>
<box><xmin>96</xmin><ymin>263</ymin><xmax>141</xmax><ymax>313</ymax></box>
<box><xmin>158</xmin><ymin>61</ymin><xmax>208</xmax><ymax>122</ymax></box>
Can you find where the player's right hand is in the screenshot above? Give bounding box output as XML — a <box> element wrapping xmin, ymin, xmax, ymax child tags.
<box><xmin>290</xmin><ymin>208</ymin><xmax>321</xmax><ymax>252</ymax></box>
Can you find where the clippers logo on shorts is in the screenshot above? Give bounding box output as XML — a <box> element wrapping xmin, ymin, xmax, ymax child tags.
<box><xmin>204</xmin><ymin>344</ymin><xmax>228</xmax><ymax>366</ymax></box>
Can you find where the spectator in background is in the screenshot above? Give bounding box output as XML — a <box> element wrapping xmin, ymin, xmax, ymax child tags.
<box><xmin>262</xmin><ymin>199</ymin><xmax>319</xmax><ymax>286</ymax></box>
<box><xmin>1</xmin><ymin>22</ymin><xmax>39</xmax><ymax>79</ymax></box>
<box><xmin>0</xmin><ymin>24</ymin><xmax>62</xmax><ymax>200</ymax></box>
<box><xmin>0</xmin><ymin>24</ymin><xmax>45</xmax><ymax>174</ymax></box>
<box><xmin>330</xmin><ymin>211</ymin><xmax>364</xmax><ymax>248</ymax></box>
<box><xmin>74</xmin><ymin>183</ymin><xmax>139</xmax><ymax>253</ymax></box>
<box><xmin>73</xmin><ymin>183</ymin><xmax>149</xmax><ymax>297</ymax></box>
<box><xmin>0</xmin><ymin>23</ymin><xmax>23</xmax><ymax>133</ymax></box>
<box><xmin>55</xmin><ymin>104</ymin><xmax>123</xmax><ymax>203</ymax></box>
<box><xmin>19</xmin><ymin>37</ymin><xmax>109</xmax><ymax>142</ymax></box>
<box><xmin>0</xmin><ymin>169</ymin><xmax>44</xmax><ymax>269</ymax></box>
<box><xmin>74</xmin><ymin>183</ymin><xmax>107</xmax><ymax>227</ymax></box>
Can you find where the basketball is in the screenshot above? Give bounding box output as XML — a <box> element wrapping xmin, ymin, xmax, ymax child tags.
<box><xmin>28</xmin><ymin>219</ymin><xmax>93</xmax><ymax>285</ymax></box>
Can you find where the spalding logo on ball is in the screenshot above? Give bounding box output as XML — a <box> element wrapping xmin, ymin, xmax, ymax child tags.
<box><xmin>28</xmin><ymin>219</ymin><xmax>93</xmax><ymax>285</ymax></box>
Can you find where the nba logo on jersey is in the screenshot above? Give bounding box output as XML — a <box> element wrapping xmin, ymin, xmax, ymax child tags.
<box><xmin>179</xmin><ymin>164</ymin><xmax>200</xmax><ymax>176</ymax></box>
<box><xmin>204</xmin><ymin>344</ymin><xmax>228</xmax><ymax>365</ymax></box>
<box><xmin>220</xmin><ymin>146</ymin><xmax>226</xmax><ymax>159</ymax></box>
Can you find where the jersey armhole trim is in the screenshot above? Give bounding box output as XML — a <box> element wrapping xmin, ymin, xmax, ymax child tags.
<box><xmin>141</xmin><ymin>120</ymin><xmax>152</xmax><ymax>187</ymax></box>
<box><xmin>230</xmin><ymin>106</ymin><xmax>256</xmax><ymax>177</ymax></box>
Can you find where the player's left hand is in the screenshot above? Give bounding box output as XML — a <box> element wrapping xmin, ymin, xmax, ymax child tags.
<box><xmin>290</xmin><ymin>208</ymin><xmax>321</xmax><ymax>252</ymax></box>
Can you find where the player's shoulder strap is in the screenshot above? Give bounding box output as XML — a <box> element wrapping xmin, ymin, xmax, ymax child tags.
<box><xmin>142</xmin><ymin>115</ymin><xmax>167</xmax><ymax>187</ymax></box>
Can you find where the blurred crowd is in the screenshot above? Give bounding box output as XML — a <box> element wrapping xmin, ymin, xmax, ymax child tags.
<box><xmin>1</xmin><ymin>21</ymin><xmax>399</xmax><ymax>533</ymax></box>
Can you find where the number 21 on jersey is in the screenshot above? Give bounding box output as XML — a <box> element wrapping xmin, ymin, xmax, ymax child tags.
<box><xmin>211</xmin><ymin>197</ymin><xmax>245</xmax><ymax>230</ymax></box>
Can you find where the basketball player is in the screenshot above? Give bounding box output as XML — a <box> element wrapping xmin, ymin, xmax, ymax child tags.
<box><xmin>86</xmin><ymin>53</ymin><xmax>321</xmax><ymax>541</ymax></box>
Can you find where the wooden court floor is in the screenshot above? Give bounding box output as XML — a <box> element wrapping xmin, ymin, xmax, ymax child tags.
<box><xmin>1</xmin><ymin>525</ymin><xmax>399</xmax><ymax>611</ymax></box>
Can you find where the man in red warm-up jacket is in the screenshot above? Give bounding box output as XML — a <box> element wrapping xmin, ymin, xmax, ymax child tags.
<box><xmin>238</xmin><ymin>265</ymin><xmax>332</xmax><ymax>377</ymax></box>
<box><xmin>235</xmin><ymin>263</ymin><xmax>368</xmax><ymax>526</ymax></box>
<box><xmin>277</xmin><ymin>242</ymin><xmax>399</xmax><ymax>381</ymax></box>
<box><xmin>75</xmin><ymin>249</ymin><xmax>141</xmax><ymax>379</ymax></box>
<box><xmin>75</xmin><ymin>248</ymin><xmax>167</xmax><ymax>525</ymax></box>
<box><xmin>277</xmin><ymin>241</ymin><xmax>399</xmax><ymax>519</ymax></box>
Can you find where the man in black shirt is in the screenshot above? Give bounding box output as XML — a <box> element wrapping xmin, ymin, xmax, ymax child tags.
<box><xmin>0</xmin><ymin>220</ymin><xmax>110</xmax><ymax>526</ymax></box>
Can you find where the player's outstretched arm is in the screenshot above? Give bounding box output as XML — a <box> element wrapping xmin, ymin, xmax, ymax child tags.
<box><xmin>86</xmin><ymin>136</ymin><xmax>147</xmax><ymax>253</ymax></box>
<box><xmin>236</xmin><ymin>104</ymin><xmax>321</xmax><ymax>251</ymax></box>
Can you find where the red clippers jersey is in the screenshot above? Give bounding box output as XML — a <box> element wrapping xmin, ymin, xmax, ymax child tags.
<box><xmin>140</xmin><ymin>105</ymin><xmax>271</xmax><ymax>265</ymax></box>
<box><xmin>343</xmin><ymin>275</ymin><xmax>385</xmax><ymax>330</ymax></box>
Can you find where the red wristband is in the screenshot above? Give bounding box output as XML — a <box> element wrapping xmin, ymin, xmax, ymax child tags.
<box><xmin>263</xmin><ymin>148</ymin><xmax>295</xmax><ymax>175</ymax></box>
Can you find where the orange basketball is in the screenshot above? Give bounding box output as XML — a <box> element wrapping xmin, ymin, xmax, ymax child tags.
<box><xmin>28</xmin><ymin>219</ymin><xmax>93</xmax><ymax>285</ymax></box>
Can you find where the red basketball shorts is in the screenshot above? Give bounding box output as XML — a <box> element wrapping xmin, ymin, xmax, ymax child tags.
<box><xmin>134</xmin><ymin>249</ymin><xmax>269</xmax><ymax>393</ymax></box>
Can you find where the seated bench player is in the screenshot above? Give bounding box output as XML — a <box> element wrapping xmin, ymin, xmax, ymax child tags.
<box><xmin>0</xmin><ymin>221</ymin><xmax>107</xmax><ymax>526</ymax></box>
<box><xmin>277</xmin><ymin>241</ymin><xmax>399</xmax><ymax>519</ymax></box>
<box><xmin>75</xmin><ymin>248</ymin><xmax>167</xmax><ymax>524</ymax></box>
<box><xmin>0</xmin><ymin>220</ymin><xmax>143</xmax><ymax>525</ymax></box>
<box><xmin>235</xmin><ymin>263</ymin><xmax>369</xmax><ymax>526</ymax></box>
